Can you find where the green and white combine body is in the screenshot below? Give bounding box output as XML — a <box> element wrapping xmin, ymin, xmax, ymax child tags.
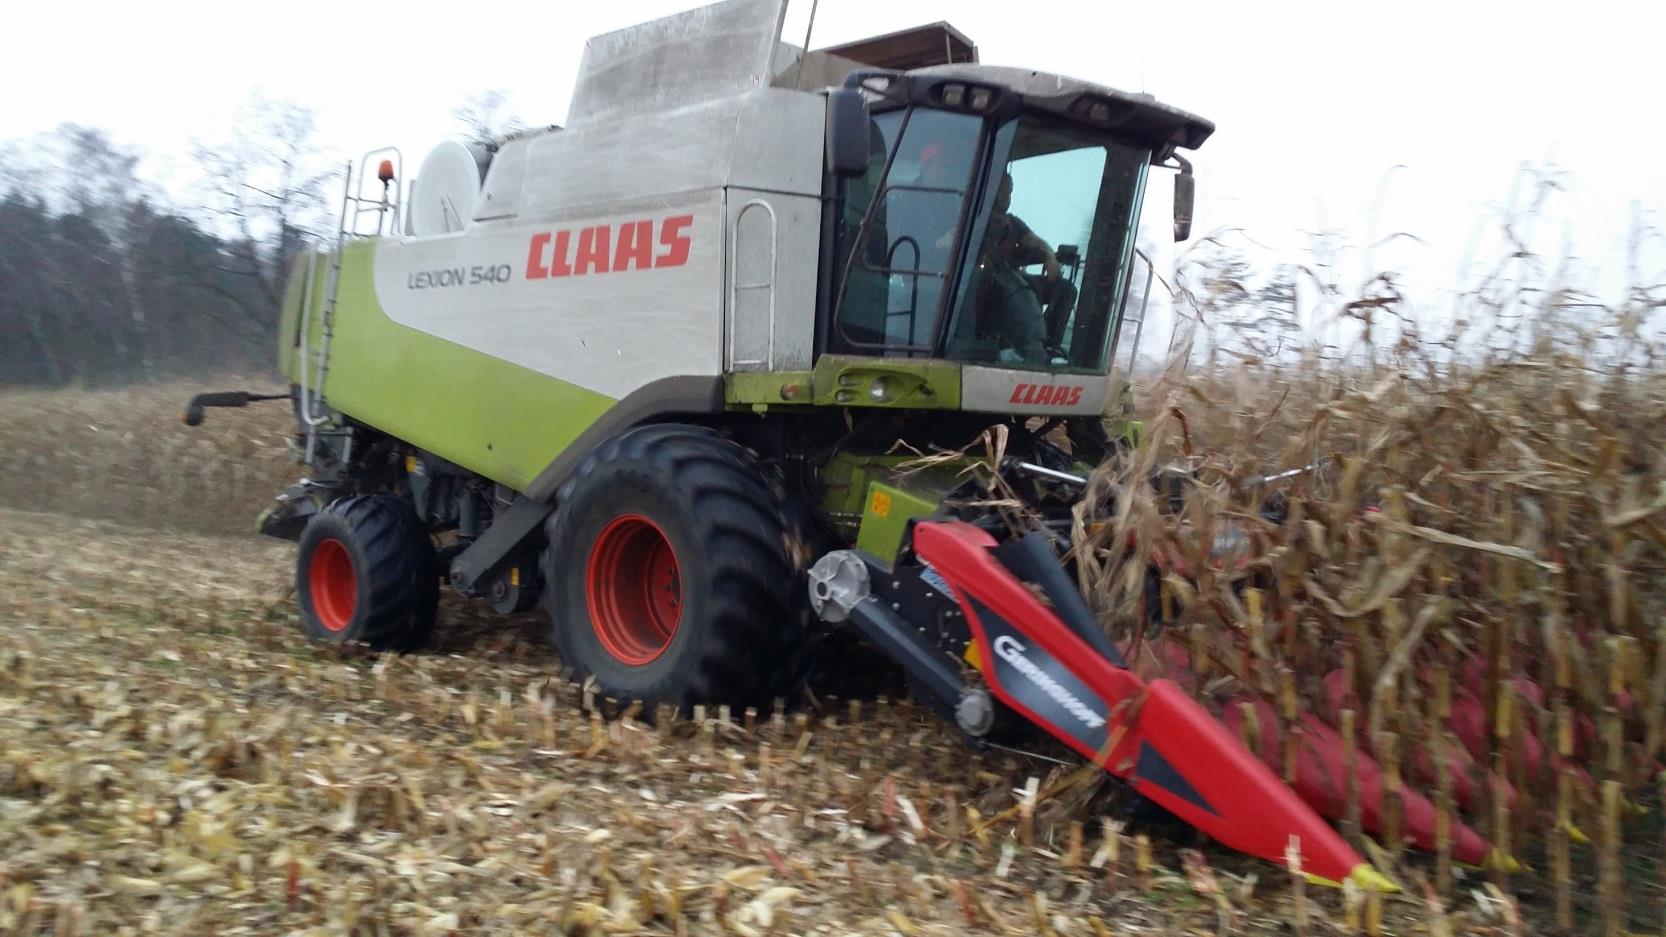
<box><xmin>278</xmin><ymin>0</ymin><xmax>1206</xmax><ymax>502</ymax></box>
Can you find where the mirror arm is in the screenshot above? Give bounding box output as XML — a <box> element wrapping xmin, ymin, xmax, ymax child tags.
<box><xmin>1170</xmin><ymin>153</ymin><xmax>1195</xmax><ymax>243</ymax></box>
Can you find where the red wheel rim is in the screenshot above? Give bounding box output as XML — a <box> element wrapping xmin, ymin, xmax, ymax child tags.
<box><xmin>585</xmin><ymin>514</ymin><xmax>682</xmax><ymax>665</ymax></box>
<box><xmin>308</xmin><ymin>538</ymin><xmax>358</xmax><ymax>633</ymax></box>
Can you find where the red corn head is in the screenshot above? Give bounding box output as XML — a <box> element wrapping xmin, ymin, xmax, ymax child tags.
<box><xmin>913</xmin><ymin>521</ymin><xmax>1390</xmax><ymax>890</ymax></box>
<box><xmin>1223</xmin><ymin>695</ymin><xmax>1493</xmax><ymax>866</ymax></box>
<box><xmin>1323</xmin><ymin>669</ymin><xmax>1511</xmax><ymax>813</ymax></box>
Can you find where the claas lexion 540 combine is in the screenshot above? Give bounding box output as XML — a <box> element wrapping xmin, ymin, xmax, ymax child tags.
<box><xmin>187</xmin><ymin>0</ymin><xmax>1504</xmax><ymax>889</ymax></box>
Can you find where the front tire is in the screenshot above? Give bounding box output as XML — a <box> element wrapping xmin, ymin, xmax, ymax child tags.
<box><xmin>543</xmin><ymin>425</ymin><xmax>807</xmax><ymax>708</ymax></box>
<box><xmin>295</xmin><ymin>494</ymin><xmax>439</xmax><ymax>650</ymax></box>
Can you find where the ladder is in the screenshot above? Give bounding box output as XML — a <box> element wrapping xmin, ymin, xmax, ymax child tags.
<box><xmin>297</xmin><ymin>148</ymin><xmax>403</xmax><ymax>464</ymax></box>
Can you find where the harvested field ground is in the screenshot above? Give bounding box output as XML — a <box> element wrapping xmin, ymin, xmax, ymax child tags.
<box><xmin>0</xmin><ymin>508</ymin><xmax>1288</xmax><ymax>935</ymax></box>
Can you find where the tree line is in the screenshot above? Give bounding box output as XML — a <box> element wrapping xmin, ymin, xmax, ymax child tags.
<box><xmin>0</xmin><ymin>92</ymin><xmax>523</xmax><ymax>389</ymax></box>
<box><xmin>0</xmin><ymin>99</ymin><xmax>335</xmax><ymax>388</ymax></box>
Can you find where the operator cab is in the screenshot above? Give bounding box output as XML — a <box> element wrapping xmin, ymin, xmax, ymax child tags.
<box><xmin>821</xmin><ymin>66</ymin><xmax>1211</xmax><ymax>379</ymax></box>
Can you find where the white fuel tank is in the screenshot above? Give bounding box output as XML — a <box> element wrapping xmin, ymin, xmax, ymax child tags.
<box><xmin>408</xmin><ymin>141</ymin><xmax>492</xmax><ymax>237</ymax></box>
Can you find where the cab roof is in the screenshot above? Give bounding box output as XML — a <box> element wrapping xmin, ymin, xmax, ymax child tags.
<box><xmin>906</xmin><ymin>63</ymin><xmax>1214</xmax><ymax>152</ymax></box>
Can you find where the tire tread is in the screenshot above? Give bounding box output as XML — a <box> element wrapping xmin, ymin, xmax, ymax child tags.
<box><xmin>297</xmin><ymin>494</ymin><xmax>438</xmax><ymax>651</ymax></box>
<box><xmin>546</xmin><ymin>425</ymin><xmax>809</xmax><ymax>707</ymax></box>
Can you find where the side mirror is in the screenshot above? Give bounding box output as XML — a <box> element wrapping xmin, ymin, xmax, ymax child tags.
<box><xmin>1172</xmin><ymin>155</ymin><xmax>1195</xmax><ymax>242</ymax></box>
<box><xmin>826</xmin><ymin>88</ymin><xmax>872</xmax><ymax>179</ymax></box>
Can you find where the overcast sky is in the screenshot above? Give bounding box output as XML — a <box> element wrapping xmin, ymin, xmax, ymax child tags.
<box><xmin>4</xmin><ymin>0</ymin><xmax>1662</xmax><ymax>321</ymax></box>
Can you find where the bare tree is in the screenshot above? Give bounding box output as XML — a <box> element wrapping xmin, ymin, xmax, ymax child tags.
<box><xmin>451</xmin><ymin>90</ymin><xmax>528</xmax><ymax>147</ymax></box>
<box><xmin>0</xmin><ymin>125</ymin><xmax>154</xmax><ymax>214</ymax></box>
<box><xmin>194</xmin><ymin>95</ymin><xmax>334</xmax><ymax>314</ymax></box>
<box><xmin>64</xmin><ymin>127</ymin><xmax>160</xmax><ymax>371</ymax></box>
<box><xmin>0</xmin><ymin>126</ymin><xmax>163</xmax><ymax>373</ymax></box>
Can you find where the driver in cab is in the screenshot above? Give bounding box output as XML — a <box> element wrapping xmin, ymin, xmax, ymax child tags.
<box><xmin>975</xmin><ymin>172</ymin><xmax>1072</xmax><ymax>365</ymax></box>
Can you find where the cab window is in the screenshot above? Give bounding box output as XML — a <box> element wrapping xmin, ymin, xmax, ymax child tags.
<box><xmin>945</xmin><ymin>119</ymin><xmax>1149</xmax><ymax>372</ymax></box>
<box><xmin>833</xmin><ymin>109</ymin><xmax>982</xmax><ymax>354</ymax></box>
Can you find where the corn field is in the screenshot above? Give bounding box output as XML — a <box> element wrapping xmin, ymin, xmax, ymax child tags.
<box><xmin>1065</xmin><ymin>226</ymin><xmax>1666</xmax><ymax>933</ymax></box>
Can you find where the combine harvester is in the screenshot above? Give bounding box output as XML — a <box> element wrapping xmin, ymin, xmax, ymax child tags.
<box><xmin>188</xmin><ymin>0</ymin><xmax>1515</xmax><ymax>888</ymax></box>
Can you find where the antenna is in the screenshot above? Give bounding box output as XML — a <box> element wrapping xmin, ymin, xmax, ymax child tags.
<box><xmin>1135</xmin><ymin>7</ymin><xmax>1146</xmax><ymax>92</ymax></box>
<box><xmin>794</xmin><ymin>0</ymin><xmax>822</xmax><ymax>90</ymax></box>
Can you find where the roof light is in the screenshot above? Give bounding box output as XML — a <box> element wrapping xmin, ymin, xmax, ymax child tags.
<box><xmin>969</xmin><ymin>88</ymin><xmax>992</xmax><ymax>110</ymax></box>
<box><xmin>857</xmin><ymin>75</ymin><xmax>892</xmax><ymax>103</ymax></box>
<box><xmin>1090</xmin><ymin>102</ymin><xmax>1112</xmax><ymax>122</ymax></box>
<box><xmin>941</xmin><ymin>83</ymin><xmax>965</xmax><ymax>107</ymax></box>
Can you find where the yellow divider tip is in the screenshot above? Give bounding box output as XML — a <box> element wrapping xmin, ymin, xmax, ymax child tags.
<box><xmin>1304</xmin><ymin>866</ymin><xmax>1398</xmax><ymax>893</ymax></box>
<box><xmin>1348</xmin><ymin>864</ymin><xmax>1400</xmax><ymax>894</ymax></box>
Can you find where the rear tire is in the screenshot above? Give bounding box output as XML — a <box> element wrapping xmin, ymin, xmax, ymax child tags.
<box><xmin>543</xmin><ymin>425</ymin><xmax>807</xmax><ymax>709</ymax></box>
<box><xmin>295</xmin><ymin>494</ymin><xmax>439</xmax><ymax>650</ymax></box>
